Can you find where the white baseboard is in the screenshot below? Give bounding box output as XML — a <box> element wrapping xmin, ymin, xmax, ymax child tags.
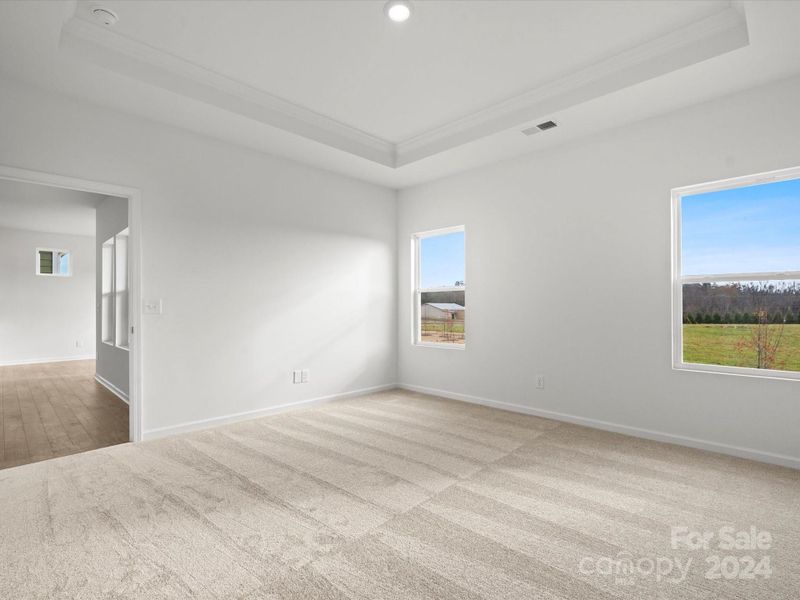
<box><xmin>142</xmin><ymin>383</ymin><xmax>396</xmax><ymax>441</ymax></box>
<box><xmin>397</xmin><ymin>383</ymin><xmax>800</xmax><ymax>471</ymax></box>
<box><xmin>94</xmin><ymin>373</ymin><xmax>129</xmax><ymax>404</ymax></box>
<box><xmin>0</xmin><ymin>354</ymin><xmax>95</xmax><ymax>367</ymax></box>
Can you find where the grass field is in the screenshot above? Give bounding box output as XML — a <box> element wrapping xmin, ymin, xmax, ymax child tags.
<box><xmin>683</xmin><ymin>324</ymin><xmax>800</xmax><ymax>371</ymax></box>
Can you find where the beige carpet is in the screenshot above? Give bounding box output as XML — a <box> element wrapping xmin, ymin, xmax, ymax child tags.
<box><xmin>1</xmin><ymin>389</ymin><xmax>798</xmax><ymax>599</ymax></box>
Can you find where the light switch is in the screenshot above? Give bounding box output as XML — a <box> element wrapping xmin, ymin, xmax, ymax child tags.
<box><xmin>143</xmin><ymin>299</ymin><xmax>163</xmax><ymax>315</ymax></box>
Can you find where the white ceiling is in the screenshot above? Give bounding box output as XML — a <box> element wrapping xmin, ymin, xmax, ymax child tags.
<box><xmin>0</xmin><ymin>179</ymin><xmax>105</xmax><ymax>237</ymax></box>
<box><xmin>0</xmin><ymin>1</ymin><xmax>799</xmax><ymax>188</ymax></box>
<box><xmin>85</xmin><ymin>0</ymin><xmax>730</xmax><ymax>143</ymax></box>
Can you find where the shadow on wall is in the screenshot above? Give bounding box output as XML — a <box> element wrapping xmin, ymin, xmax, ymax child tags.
<box><xmin>142</xmin><ymin>218</ymin><xmax>396</xmax><ymax>431</ymax></box>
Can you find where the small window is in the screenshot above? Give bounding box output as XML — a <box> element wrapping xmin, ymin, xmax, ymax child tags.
<box><xmin>672</xmin><ymin>168</ymin><xmax>800</xmax><ymax>379</ymax></box>
<box><xmin>413</xmin><ymin>226</ymin><xmax>465</xmax><ymax>347</ymax></box>
<box><xmin>36</xmin><ymin>248</ymin><xmax>71</xmax><ymax>276</ymax></box>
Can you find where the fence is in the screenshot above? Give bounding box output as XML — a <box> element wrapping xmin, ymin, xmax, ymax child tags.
<box><xmin>421</xmin><ymin>319</ymin><xmax>465</xmax><ymax>344</ymax></box>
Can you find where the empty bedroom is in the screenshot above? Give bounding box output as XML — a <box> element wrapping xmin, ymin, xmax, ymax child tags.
<box><xmin>0</xmin><ymin>1</ymin><xmax>798</xmax><ymax>599</ymax></box>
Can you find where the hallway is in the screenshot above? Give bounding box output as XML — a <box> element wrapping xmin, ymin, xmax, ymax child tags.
<box><xmin>0</xmin><ymin>359</ymin><xmax>128</xmax><ymax>469</ymax></box>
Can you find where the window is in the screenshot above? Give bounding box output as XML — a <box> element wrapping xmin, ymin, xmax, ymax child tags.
<box><xmin>672</xmin><ymin>167</ymin><xmax>800</xmax><ymax>379</ymax></box>
<box><xmin>36</xmin><ymin>248</ymin><xmax>71</xmax><ymax>276</ymax></box>
<box><xmin>101</xmin><ymin>237</ymin><xmax>114</xmax><ymax>345</ymax></box>
<box><xmin>114</xmin><ymin>229</ymin><xmax>129</xmax><ymax>349</ymax></box>
<box><xmin>101</xmin><ymin>228</ymin><xmax>130</xmax><ymax>350</ymax></box>
<box><xmin>413</xmin><ymin>226</ymin><xmax>465</xmax><ymax>347</ymax></box>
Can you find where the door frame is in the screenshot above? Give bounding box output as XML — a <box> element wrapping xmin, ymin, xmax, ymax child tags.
<box><xmin>0</xmin><ymin>164</ymin><xmax>143</xmax><ymax>442</ymax></box>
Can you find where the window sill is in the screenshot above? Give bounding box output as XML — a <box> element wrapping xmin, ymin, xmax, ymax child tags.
<box><xmin>413</xmin><ymin>342</ymin><xmax>466</xmax><ymax>351</ymax></box>
<box><xmin>674</xmin><ymin>361</ymin><xmax>800</xmax><ymax>382</ymax></box>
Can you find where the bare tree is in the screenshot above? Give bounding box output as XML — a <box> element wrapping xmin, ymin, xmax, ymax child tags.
<box><xmin>736</xmin><ymin>309</ymin><xmax>786</xmax><ymax>369</ymax></box>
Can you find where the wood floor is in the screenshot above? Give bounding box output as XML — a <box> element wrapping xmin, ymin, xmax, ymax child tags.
<box><xmin>0</xmin><ymin>359</ymin><xmax>128</xmax><ymax>470</ymax></box>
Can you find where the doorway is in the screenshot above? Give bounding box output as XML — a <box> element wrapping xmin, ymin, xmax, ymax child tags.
<box><xmin>0</xmin><ymin>165</ymin><xmax>141</xmax><ymax>469</ymax></box>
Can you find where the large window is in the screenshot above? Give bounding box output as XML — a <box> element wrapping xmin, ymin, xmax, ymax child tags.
<box><xmin>101</xmin><ymin>238</ymin><xmax>114</xmax><ymax>344</ymax></box>
<box><xmin>413</xmin><ymin>226</ymin><xmax>465</xmax><ymax>347</ymax></box>
<box><xmin>101</xmin><ymin>228</ymin><xmax>130</xmax><ymax>350</ymax></box>
<box><xmin>115</xmin><ymin>229</ymin><xmax>130</xmax><ymax>349</ymax></box>
<box><xmin>672</xmin><ymin>168</ymin><xmax>800</xmax><ymax>379</ymax></box>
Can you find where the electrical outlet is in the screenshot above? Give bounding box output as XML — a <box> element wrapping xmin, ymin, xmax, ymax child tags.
<box><xmin>536</xmin><ymin>375</ymin><xmax>545</xmax><ymax>389</ymax></box>
<box><xmin>75</xmin><ymin>340</ymin><xmax>83</xmax><ymax>348</ymax></box>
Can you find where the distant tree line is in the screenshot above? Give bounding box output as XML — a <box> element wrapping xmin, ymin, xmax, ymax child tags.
<box><xmin>684</xmin><ymin>311</ymin><xmax>800</xmax><ymax>324</ymax></box>
<box><xmin>683</xmin><ymin>282</ymin><xmax>800</xmax><ymax>325</ymax></box>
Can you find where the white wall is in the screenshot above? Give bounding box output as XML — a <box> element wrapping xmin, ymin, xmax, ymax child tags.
<box><xmin>96</xmin><ymin>195</ymin><xmax>129</xmax><ymax>397</ymax></box>
<box><xmin>3</xmin><ymin>69</ymin><xmax>796</xmax><ymax>466</ymax></box>
<box><xmin>0</xmin><ymin>226</ymin><xmax>95</xmax><ymax>364</ymax></box>
<box><xmin>0</xmin><ymin>76</ymin><xmax>396</xmax><ymax>436</ymax></box>
<box><xmin>398</xmin><ymin>75</ymin><xmax>800</xmax><ymax>467</ymax></box>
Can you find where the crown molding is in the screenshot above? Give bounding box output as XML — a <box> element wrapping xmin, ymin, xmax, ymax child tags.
<box><xmin>59</xmin><ymin>6</ymin><xmax>747</xmax><ymax>170</ymax></box>
<box><xmin>395</xmin><ymin>7</ymin><xmax>749</xmax><ymax>165</ymax></box>
<box><xmin>59</xmin><ymin>16</ymin><xmax>396</xmax><ymax>167</ymax></box>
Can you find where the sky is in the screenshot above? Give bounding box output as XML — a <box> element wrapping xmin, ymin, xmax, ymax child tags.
<box><xmin>682</xmin><ymin>177</ymin><xmax>800</xmax><ymax>276</ymax></box>
<box><xmin>420</xmin><ymin>231</ymin><xmax>465</xmax><ymax>288</ymax></box>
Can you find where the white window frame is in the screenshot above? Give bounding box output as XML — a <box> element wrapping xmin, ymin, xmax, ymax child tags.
<box><xmin>671</xmin><ymin>165</ymin><xmax>800</xmax><ymax>381</ymax></box>
<box><xmin>101</xmin><ymin>237</ymin><xmax>115</xmax><ymax>347</ymax></box>
<box><xmin>35</xmin><ymin>247</ymin><xmax>71</xmax><ymax>277</ymax></box>
<box><xmin>101</xmin><ymin>229</ymin><xmax>130</xmax><ymax>352</ymax></box>
<box><xmin>412</xmin><ymin>225</ymin><xmax>466</xmax><ymax>350</ymax></box>
<box><xmin>114</xmin><ymin>228</ymin><xmax>130</xmax><ymax>350</ymax></box>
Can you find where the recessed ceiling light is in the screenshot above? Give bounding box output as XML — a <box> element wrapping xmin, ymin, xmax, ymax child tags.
<box><xmin>91</xmin><ymin>6</ymin><xmax>119</xmax><ymax>27</ymax></box>
<box><xmin>384</xmin><ymin>0</ymin><xmax>412</xmax><ymax>23</ymax></box>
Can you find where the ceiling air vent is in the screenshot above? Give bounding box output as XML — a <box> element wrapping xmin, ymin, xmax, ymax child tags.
<box><xmin>521</xmin><ymin>120</ymin><xmax>558</xmax><ymax>136</ymax></box>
